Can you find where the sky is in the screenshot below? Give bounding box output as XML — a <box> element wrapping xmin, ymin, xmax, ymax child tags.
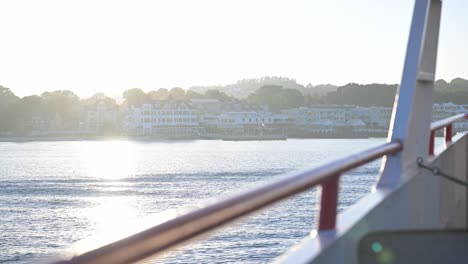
<box><xmin>0</xmin><ymin>0</ymin><xmax>467</xmax><ymax>98</ymax></box>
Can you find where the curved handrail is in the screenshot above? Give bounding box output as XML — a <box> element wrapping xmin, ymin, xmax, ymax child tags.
<box><xmin>53</xmin><ymin>141</ymin><xmax>402</xmax><ymax>264</ymax></box>
<box><xmin>428</xmin><ymin>113</ymin><xmax>468</xmax><ymax>155</ymax></box>
<box><xmin>430</xmin><ymin>113</ymin><xmax>467</xmax><ymax>131</ymax></box>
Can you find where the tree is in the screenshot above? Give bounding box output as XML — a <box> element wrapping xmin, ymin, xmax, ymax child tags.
<box><xmin>0</xmin><ymin>86</ymin><xmax>20</xmax><ymax>131</ymax></box>
<box><xmin>281</xmin><ymin>88</ymin><xmax>305</xmax><ymax>109</ymax></box>
<box><xmin>148</xmin><ymin>88</ymin><xmax>169</xmax><ymax>100</ymax></box>
<box><xmin>168</xmin><ymin>87</ymin><xmax>186</xmax><ymax>100</ymax></box>
<box><xmin>324</xmin><ymin>83</ymin><xmax>397</xmax><ymax>106</ymax></box>
<box><xmin>11</xmin><ymin>95</ymin><xmax>45</xmax><ymax>133</ymax></box>
<box><xmin>435</xmin><ymin>79</ymin><xmax>449</xmax><ymax>91</ymax></box>
<box><xmin>17</xmin><ymin>95</ymin><xmax>45</xmax><ymax>116</ymax></box>
<box><xmin>82</xmin><ymin>93</ymin><xmax>117</xmax><ymax>107</ymax></box>
<box><xmin>122</xmin><ymin>88</ymin><xmax>149</xmax><ymax>106</ymax></box>
<box><xmin>190</xmin><ymin>76</ymin><xmax>305</xmax><ymax>99</ymax></box>
<box><xmin>185</xmin><ymin>90</ymin><xmax>205</xmax><ymax>100</ymax></box>
<box><xmin>204</xmin><ymin>90</ymin><xmax>232</xmax><ymax>101</ymax></box>
<box><xmin>41</xmin><ymin>90</ymin><xmax>80</xmax><ymax>130</ymax></box>
<box><xmin>247</xmin><ymin>85</ymin><xmax>305</xmax><ymax>111</ymax></box>
<box><xmin>450</xmin><ymin>78</ymin><xmax>468</xmax><ymax>92</ymax></box>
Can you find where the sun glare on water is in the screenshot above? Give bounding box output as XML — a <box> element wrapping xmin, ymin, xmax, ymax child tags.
<box><xmin>72</xmin><ymin>197</ymin><xmax>180</xmax><ymax>256</ymax></box>
<box><xmin>71</xmin><ymin>141</ymin><xmax>183</xmax><ymax>258</ymax></box>
<box><xmin>78</xmin><ymin>141</ymin><xmax>136</xmax><ymax>180</ymax></box>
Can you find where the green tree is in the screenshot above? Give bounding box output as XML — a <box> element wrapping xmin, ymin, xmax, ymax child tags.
<box><xmin>168</xmin><ymin>87</ymin><xmax>186</xmax><ymax>100</ymax></box>
<box><xmin>41</xmin><ymin>90</ymin><xmax>80</xmax><ymax>130</ymax></box>
<box><xmin>148</xmin><ymin>88</ymin><xmax>169</xmax><ymax>100</ymax></box>
<box><xmin>450</xmin><ymin>78</ymin><xmax>468</xmax><ymax>92</ymax></box>
<box><xmin>185</xmin><ymin>90</ymin><xmax>205</xmax><ymax>100</ymax></box>
<box><xmin>0</xmin><ymin>86</ymin><xmax>20</xmax><ymax>131</ymax></box>
<box><xmin>324</xmin><ymin>83</ymin><xmax>397</xmax><ymax>106</ymax></box>
<box><xmin>247</xmin><ymin>85</ymin><xmax>305</xmax><ymax>111</ymax></box>
<box><xmin>281</xmin><ymin>88</ymin><xmax>305</xmax><ymax>109</ymax></box>
<box><xmin>204</xmin><ymin>90</ymin><xmax>232</xmax><ymax>101</ymax></box>
<box><xmin>82</xmin><ymin>93</ymin><xmax>117</xmax><ymax>107</ymax></box>
<box><xmin>122</xmin><ymin>88</ymin><xmax>149</xmax><ymax>106</ymax></box>
<box><xmin>11</xmin><ymin>95</ymin><xmax>45</xmax><ymax>133</ymax></box>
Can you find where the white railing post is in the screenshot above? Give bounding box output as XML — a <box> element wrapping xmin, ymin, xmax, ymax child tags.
<box><xmin>377</xmin><ymin>0</ymin><xmax>442</xmax><ymax>189</ymax></box>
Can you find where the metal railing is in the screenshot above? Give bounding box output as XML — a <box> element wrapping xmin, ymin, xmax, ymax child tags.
<box><xmin>54</xmin><ymin>141</ymin><xmax>403</xmax><ymax>264</ymax></box>
<box><xmin>429</xmin><ymin>113</ymin><xmax>468</xmax><ymax>155</ymax></box>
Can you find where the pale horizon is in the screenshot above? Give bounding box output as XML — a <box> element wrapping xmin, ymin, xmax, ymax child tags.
<box><xmin>1</xmin><ymin>0</ymin><xmax>467</xmax><ymax>98</ymax></box>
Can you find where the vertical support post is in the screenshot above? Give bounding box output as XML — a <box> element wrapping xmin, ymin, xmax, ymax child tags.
<box><xmin>429</xmin><ymin>130</ymin><xmax>435</xmax><ymax>155</ymax></box>
<box><xmin>445</xmin><ymin>124</ymin><xmax>452</xmax><ymax>143</ymax></box>
<box><xmin>317</xmin><ymin>175</ymin><xmax>339</xmax><ymax>230</ymax></box>
<box><xmin>377</xmin><ymin>0</ymin><xmax>442</xmax><ymax>188</ymax></box>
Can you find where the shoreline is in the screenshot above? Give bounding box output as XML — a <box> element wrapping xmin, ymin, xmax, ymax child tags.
<box><xmin>0</xmin><ymin>135</ymin><xmax>388</xmax><ymax>142</ymax></box>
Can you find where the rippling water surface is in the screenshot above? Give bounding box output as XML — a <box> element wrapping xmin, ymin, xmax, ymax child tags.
<box><xmin>0</xmin><ymin>139</ymin><xmax>386</xmax><ymax>263</ymax></box>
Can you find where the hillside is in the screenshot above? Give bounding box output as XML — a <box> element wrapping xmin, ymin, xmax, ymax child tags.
<box><xmin>190</xmin><ymin>77</ymin><xmax>337</xmax><ymax>99</ymax></box>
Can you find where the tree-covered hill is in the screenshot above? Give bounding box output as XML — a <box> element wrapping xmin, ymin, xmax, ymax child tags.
<box><xmin>190</xmin><ymin>76</ymin><xmax>337</xmax><ymax>99</ymax></box>
<box><xmin>322</xmin><ymin>78</ymin><xmax>468</xmax><ymax>106</ymax></box>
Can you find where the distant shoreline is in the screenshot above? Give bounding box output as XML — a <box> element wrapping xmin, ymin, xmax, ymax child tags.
<box><xmin>0</xmin><ymin>136</ymin><xmax>129</xmax><ymax>142</ymax></box>
<box><xmin>0</xmin><ymin>135</ymin><xmax>389</xmax><ymax>142</ymax></box>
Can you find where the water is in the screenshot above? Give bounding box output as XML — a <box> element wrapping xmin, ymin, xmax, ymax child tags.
<box><xmin>0</xmin><ymin>139</ymin><xmax>386</xmax><ymax>264</ymax></box>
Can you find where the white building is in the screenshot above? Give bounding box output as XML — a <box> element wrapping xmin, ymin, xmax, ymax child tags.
<box><xmin>214</xmin><ymin>112</ymin><xmax>289</xmax><ymax>136</ymax></box>
<box><xmin>125</xmin><ymin>101</ymin><xmax>203</xmax><ymax>137</ymax></box>
<box><xmin>284</xmin><ymin>106</ymin><xmax>350</xmax><ymax>126</ymax></box>
<box><xmin>346</xmin><ymin>119</ymin><xmax>367</xmax><ymax>132</ymax></box>
<box><xmin>370</xmin><ymin>107</ymin><xmax>392</xmax><ymax>129</ymax></box>
<box><xmin>81</xmin><ymin>101</ymin><xmax>118</xmax><ymax>133</ymax></box>
<box><xmin>217</xmin><ymin>112</ymin><xmax>289</xmax><ymax>128</ymax></box>
<box><xmin>309</xmin><ymin>105</ymin><xmax>351</xmax><ymax>125</ymax></box>
<box><xmin>433</xmin><ymin>102</ymin><xmax>466</xmax><ymax>113</ymax></box>
<box><xmin>281</xmin><ymin>107</ymin><xmax>313</xmax><ymax>126</ymax></box>
<box><xmin>432</xmin><ymin>102</ymin><xmax>467</xmax><ymax>131</ymax></box>
<box><xmin>189</xmin><ymin>99</ymin><xmax>222</xmax><ymax>114</ymax></box>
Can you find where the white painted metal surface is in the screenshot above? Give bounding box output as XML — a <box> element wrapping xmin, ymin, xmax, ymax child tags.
<box><xmin>378</xmin><ymin>0</ymin><xmax>441</xmax><ymax>189</ymax></box>
<box><xmin>276</xmin><ymin>133</ymin><xmax>468</xmax><ymax>263</ymax></box>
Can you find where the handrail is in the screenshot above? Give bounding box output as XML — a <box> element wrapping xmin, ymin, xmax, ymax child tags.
<box><xmin>430</xmin><ymin>113</ymin><xmax>467</xmax><ymax>131</ymax></box>
<box><xmin>54</xmin><ymin>141</ymin><xmax>402</xmax><ymax>264</ymax></box>
<box><xmin>428</xmin><ymin>113</ymin><xmax>468</xmax><ymax>155</ymax></box>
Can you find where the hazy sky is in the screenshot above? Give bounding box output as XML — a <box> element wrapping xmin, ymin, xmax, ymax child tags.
<box><xmin>0</xmin><ymin>0</ymin><xmax>467</xmax><ymax>98</ymax></box>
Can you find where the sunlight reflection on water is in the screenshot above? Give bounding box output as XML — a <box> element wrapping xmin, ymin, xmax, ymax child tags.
<box><xmin>0</xmin><ymin>138</ymin><xmax>401</xmax><ymax>263</ymax></box>
<box><xmin>78</xmin><ymin>141</ymin><xmax>136</xmax><ymax>180</ymax></box>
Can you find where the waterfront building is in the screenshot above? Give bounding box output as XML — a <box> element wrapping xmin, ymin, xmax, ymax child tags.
<box><xmin>309</xmin><ymin>105</ymin><xmax>348</xmax><ymax>124</ymax></box>
<box><xmin>217</xmin><ymin>112</ymin><xmax>289</xmax><ymax>127</ymax></box>
<box><xmin>281</xmin><ymin>107</ymin><xmax>313</xmax><ymax>126</ymax></box>
<box><xmin>216</xmin><ymin>111</ymin><xmax>289</xmax><ymax>136</ymax></box>
<box><xmin>366</xmin><ymin>106</ymin><xmax>392</xmax><ymax>129</ymax></box>
<box><xmin>433</xmin><ymin>102</ymin><xmax>466</xmax><ymax>113</ymax></box>
<box><xmin>80</xmin><ymin>100</ymin><xmax>118</xmax><ymax>134</ymax></box>
<box><xmin>120</xmin><ymin>101</ymin><xmax>468</xmax><ymax>139</ymax></box>
<box><xmin>124</xmin><ymin>101</ymin><xmax>204</xmax><ymax>138</ymax></box>
<box><xmin>432</xmin><ymin>103</ymin><xmax>468</xmax><ymax>131</ymax></box>
<box><xmin>189</xmin><ymin>99</ymin><xmax>223</xmax><ymax>114</ymax></box>
<box><xmin>346</xmin><ymin>119</ymin><xmax>367</xmax><ymax>132</ymax></box>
